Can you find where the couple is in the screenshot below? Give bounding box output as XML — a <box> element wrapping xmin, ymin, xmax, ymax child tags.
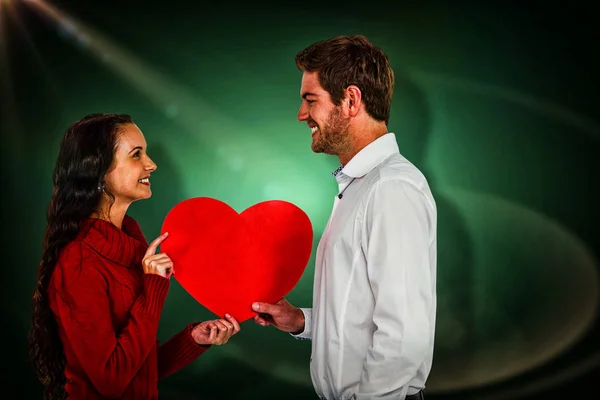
<box><xmin>29</xmin><ymin>35</ymin><xmax>437</xmax><ymax>400</ymax></box>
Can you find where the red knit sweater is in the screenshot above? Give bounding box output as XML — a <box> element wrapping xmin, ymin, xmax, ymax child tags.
<box><xmin>48</xmin><ymin>216</ymin><xmax>209</xmax><ymax>399</ymax></box>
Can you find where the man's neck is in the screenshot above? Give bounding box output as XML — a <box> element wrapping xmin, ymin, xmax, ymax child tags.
<box><xmin>338</xmin><ymin>123</ymin><xmax>388</xmax><ymax>166</ymax></box>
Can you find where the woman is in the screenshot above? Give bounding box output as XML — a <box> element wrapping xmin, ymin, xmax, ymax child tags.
<box><xmin>29</xmin><ymin>113</ymin><xmax>240</xmax><ymax>399</ymax></box>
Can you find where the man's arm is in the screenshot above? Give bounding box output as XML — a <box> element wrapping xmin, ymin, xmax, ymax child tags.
<box><xmin>355</xmin><ymin>179</ymin><xmax>436</xmax><ymax>399</ymax></box>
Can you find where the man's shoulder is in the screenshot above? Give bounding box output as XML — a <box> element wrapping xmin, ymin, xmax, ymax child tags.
<box><xmin>373</xmin><ymin>153</ymin><xmax>429</xmax><ymax>189</ymax></box>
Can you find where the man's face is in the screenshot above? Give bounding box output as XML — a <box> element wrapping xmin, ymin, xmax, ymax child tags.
<box><xmin>297</xmin><ymin>71</ymin><xmax>349</xmax><ymax>156</ymax></box>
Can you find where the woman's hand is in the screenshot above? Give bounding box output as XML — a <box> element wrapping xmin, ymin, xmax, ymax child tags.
<box><xmin>191</xmin><ymin>314</ymin><xmax>240</xmax><ymax>345</ymax></box>
<box><xmin>142</xmin><ymin>232</ymin><xmax>174</xmax><ymax>278</ymax></box>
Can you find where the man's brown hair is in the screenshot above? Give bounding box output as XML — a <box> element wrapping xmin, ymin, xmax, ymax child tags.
<box><xmin>295</xmin><ymin>35</ymin><xmax>395</xmax><ymax>124</ymax></box>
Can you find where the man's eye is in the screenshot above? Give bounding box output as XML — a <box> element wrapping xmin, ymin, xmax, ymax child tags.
<box><xmin>133</xmin><ymin>151</ymin><xmax>141</xmax><ymax>158</ymax></box>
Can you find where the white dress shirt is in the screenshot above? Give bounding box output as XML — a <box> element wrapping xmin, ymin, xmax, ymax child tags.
<box><xmin>294</xmin><ymin>133</ymin><xmax>437</xmax><ymax>400</ymax></box>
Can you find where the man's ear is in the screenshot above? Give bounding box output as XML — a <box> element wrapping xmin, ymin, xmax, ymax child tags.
<box><xmin>345</xmin><ymin>85</ymin><xmax>362</xmax><ymax>117</ymax></box>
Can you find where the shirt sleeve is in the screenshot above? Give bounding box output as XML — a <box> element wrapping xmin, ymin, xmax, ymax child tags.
<box><xmin>157</xmin><ymin>323</ymin><xmax>211</xmax><ymax>379</ymax></box>
<box><xmin>53</xmin><ymin>259</ymin><xmax>170</xmax><ymax>398</ymax></box>
<box><xmin>290</xmin><ymin>307</ymin><xmax>312</xmax><ymax>340</ymax></box>
<box><xmin>355</xmin><ymin>179</ymin><xmax>435</xmax><ymax>399</ymax></box>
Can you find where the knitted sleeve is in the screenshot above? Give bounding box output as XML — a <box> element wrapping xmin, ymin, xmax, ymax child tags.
<box><xmin>157</xmin><ymin>323</ymin><xmax>211</xmax><ymax>379</ymax></box>
<box><xmin>53</xmin><ymin>255</ymin><xmax>170</xmax><ymax>398</ymax></box>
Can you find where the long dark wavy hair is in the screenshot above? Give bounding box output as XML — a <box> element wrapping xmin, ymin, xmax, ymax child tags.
<box><xmin>29</xmin><ymin>113</ymin><xmax>133</xmax><ymax>399</ymax></box>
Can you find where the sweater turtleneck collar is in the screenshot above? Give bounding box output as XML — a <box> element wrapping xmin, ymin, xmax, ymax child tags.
<box><xmin>80</xmin><ymin>215</ymin><xmax>148</xmax><ymax>268</ymax></box>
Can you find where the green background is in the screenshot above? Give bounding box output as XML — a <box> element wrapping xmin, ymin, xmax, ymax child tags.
<box><xmin>1</xmin><ymin>0</ymin><xmax>598</xmax><ymax>399</ymax></box>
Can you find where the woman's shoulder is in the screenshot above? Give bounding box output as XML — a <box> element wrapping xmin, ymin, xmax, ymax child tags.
<box><xmin>55</xmin><ymin>237</ymin><xmax>107</xmax><ymax>283</ymax></box>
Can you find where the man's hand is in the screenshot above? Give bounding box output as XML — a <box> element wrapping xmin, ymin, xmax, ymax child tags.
<box><xmin>251</xmin><ymin>298</ymin><xmax>305</xmax><ymax>333</ymax></box>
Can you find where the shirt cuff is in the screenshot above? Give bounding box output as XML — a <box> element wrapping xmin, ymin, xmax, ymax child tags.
<box><xmin>290</xmin><ymin>308</ymin><xmax>312</xmax><ymax>340</ymax></box>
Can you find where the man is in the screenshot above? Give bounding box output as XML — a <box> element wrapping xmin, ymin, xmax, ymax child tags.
<box><xmin>252</xmin><ymin>35</ymin><xmax>437</xmax><ymax>400</ymax></box>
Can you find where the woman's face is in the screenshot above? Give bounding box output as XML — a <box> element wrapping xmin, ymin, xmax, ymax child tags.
<box><xmin>103</xmin><ymin>123</ymin><xmax>157</xmax><ymax>206</ymax></box>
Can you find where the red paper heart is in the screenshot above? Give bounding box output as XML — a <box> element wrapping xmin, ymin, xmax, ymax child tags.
<box><xmin>160</xmin><ymin>197</ymin><xmax>313</xmax><ymax>322</ymax></box>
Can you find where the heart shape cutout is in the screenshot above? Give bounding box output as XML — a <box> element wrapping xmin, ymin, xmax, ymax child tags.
<box><xmin>160</xmin><ymin>197</ymin><xmax>313</xmax><ymax>322</ymax></box>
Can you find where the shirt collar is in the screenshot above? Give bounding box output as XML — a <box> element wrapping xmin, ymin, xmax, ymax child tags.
<box><xmin>331</xmin><ymin>133</ymin><xmax>399</xmax><ymax>179</ymax></box>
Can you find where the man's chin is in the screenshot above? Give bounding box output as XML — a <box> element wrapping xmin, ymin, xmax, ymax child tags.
<box><xmin>311</xmin><ymin>142</ymin><xmax>324</xmax><ymax>153</ymax></box>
